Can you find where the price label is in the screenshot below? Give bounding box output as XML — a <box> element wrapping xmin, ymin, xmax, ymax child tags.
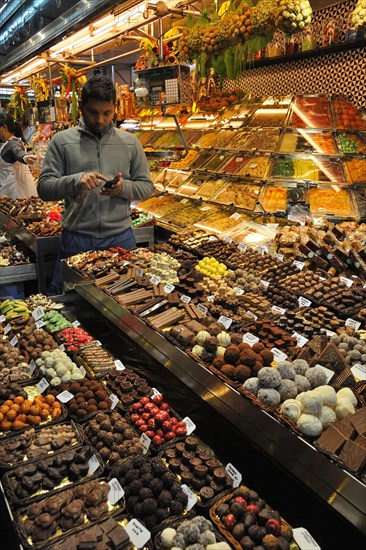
<box><xmin>274</xmin><ymin>253</ymin><xmax>284</xmax><ymax>262</ymax></box>
<box><xmin>345</xmin><ymin>318</ymin><xmax>361</xmax><ymax>331</ymax></box>
<box><xmin>238</xmin><ymin>243</ymin><xmax>247</xmax><ymax>252</ymax></box>
<box><xmin>219</xmin><ymin>155</ymin><xmax>224</xmax><ymax>160</ymax></box>
<box><xmin>4</xmin><ymin>323</ymin><xmax>11</xmax><ymax>335</ymax></box>
<box><xmin>183</xmin><ymin>416</ymin><xmax>196</xmax><ymax>435</ymax></box>
<box><xmin>181</xmin><ymin>295</ymin><xmax>191</xmax><ymax>304</ymax></box>
<box><xmin>207</xmin><ymin>295</ymin><xmax>215</xmax><ymax>303</ymax></box>
<box><xmin>57</xmin><ymin>390</ymin><xmax>74</xmax><ymax>403</ymax></box>
<box><xmin>151</xmin><ymin>388</ymin><xmax>162</xmax><ymax>398</ymax></box>
<box><xmin>37</xmin><ymin>378</ymin><xmax>49</xmax><ymax>394</ymax></box>
<box><xmin>123</xmin><ymin>260</ymin><xmax>130</xmax><ymax>266</ymax></box>
<box><xmin>79</xmin><ymin>366</ymin><xmax>87</xmax><ymax>377</ymax></box>
<box><xmin>234</xmin><ymin>287</ymin><xmax>244</xmax><ymax>296</ymax></box>
<box><xmin>150</xmin><ymin>275</ymin><xmax>161</xmax><ymax>285</ymax></box>
<box><xmin>180</xmin><ymin>198</ymin><xmax>189</xmax><ymax>204</ymax></box>
<box><xmin>140</xmin><ymin>432</ymin><xmax>151</xmax><ymax>454</ymax></box>
<box><xmin>293</xmin><ymin>260</ymin><xmax>305</xmax><ymax>270</ymax></box>
<box><xmin>230</xmin><ymin>213</ymin><xmax>242</xmax><ymax>220</ymax></box>
<box><xmin>246</xmin><ymin>310</ymin><xmax>258</xmax><ymax>321</ymax></box>
<box><xmin>164</xmin><ymin>283</ymin><xmax>175</xmax><ymax>294</ymax></box>
<box><xmin>315</xmin><ymin>364</ymin><xmax>335</xmax><ymax>383</ymax></box>
<box><xmin>110</xmin><ymin>394</ymin><xmax>119</xmax><ymax>410</ymax></box>
<box><xmin>223</xmin><ymin>237</ymin><xmax>233</xmax><ymax>244</ymax></box>
<box><xmin>208</xmin><ymin>235</ymin><xmax>218</xmax><ymax>241</ymax></box>
<box><xmin>32</xmin><ymin>306</ymin><xmax>45</xmax><ymax>321</ymax></box>
<box><xmin>108</xmin><ymin>478</ymin><xmax>125</xmax><ymax>505</ymax></box>
<box><xmin>197</xmin><ymin>303</ymin><xmax>208</xmax><ymax>316</ymax></box>
<box><xmin>271</xmin><ymin>305</ymin><xmax>286</xmax><ymax>315</ymax></box>
<box><xmin>325</xmin><ymin>329</ymin><xmax>336</xmax><ymax>337</ymax></box>
<box><xmin>243</xmin><ymin>333</ymin><xmax>260</xmax><ymax>347</ymax></box>
<box><xmin>271</xmin><ymin>348</ymin><xmax>288</xmax><ymax>362</ymax></box>
<box><xmin>88</xmin><ymin>454</ymin><xmax>100</xmax><ymax>475</ymax></box>
<box><xmin>73</xmin><ymin>320</ymin><xmax>81</xmax><ymax>327</ymax></box>
<box><xmin>260</xmin><ymin>280</ymin><xmax>269</xmax><ymax>289</ymax></box>
<box><xmin>136</xmin><ymin>268</ymin><xmax>144</xmax><ymax>277</ymax></box>
<box><xmin>10</xmin><ymin>336</ymin><xmax>18</xmax><ymax>347</ymax></box>
<box><xmin>125</xmin><ymin>518</ymin><xmax>151</xmax><ymax>548</ymax></box>
<box><xmin>59</xmin><ymin>344</ymin><xmax>65</xmax><ymax>352</ymax></box>
<box><xmin>35</xmin><ymin>320</ymin><xmax>45</xmax><ymax>329</ymax></box>
<box><xmin>351</xmin><ymin>363</ymin><xmax>366</xmax><ymax>381</ymax></box>
<box><xmin>225</xmin><ymin>463</ymin><xmax>242</xmax><ymax>488</ymax></box>
<box><xmin>298</xmin><ymin>296</ymin><xmax>312</xmax><ymax>308</ymax></box>
<box><xmin>218</xmin><ymin>315</ymin><xmax>233</xmax><ymax>329</ymax></box>
<box><xmin>181</xmin><ymin>484</ymin><xmax>197</xmax><ymax>511</ymax></box>
<box><xmin>200</xmin><ymin>206</ymin><xmax>211</xmax><ymax>212</ymax></box>
<box><xmin>293</xmin><ymin>528</ymin><xmax>321</xmax><ymax>550</ymax></box>
<box><xmin>114</xmin><ymin>360</ymin><xmax>125</xmax><ymax>371</ymax></box>
<box><xmin>94</xmin><ymin>341</ymin><xmax>102</xmax><ymax>346</ymax></box>
<box><xmin>340</xmin><ymin>276</ymin><xmax>353</xmax><ymax>287</ymax></box>
<box><xmin>29</xmin><ymin>359</ymin><xmax>36</xmax><ymax>375</ymax></box>
<box><xmin>177</xmin><ymin>249</ymin><xmax>183</xmax><ymax>253</ymax></box>
<box><xmin>0</xmin><ymin>315</ymin><xmax>6</xmax><ymax>323</ymax></box>
<box><xmin>236</xmin><ymin>157</ymin><xmax>244</xmax><ymax>162</ymax></box>
<box><xmin>292</xmin><ymin>332</ymin><xmax>309</xmax><ymax>348</ymax></box>
<box><xmin>257</xmin><ymin>245</ymin><xmax>268</xmax><ymax>255</ymax></box>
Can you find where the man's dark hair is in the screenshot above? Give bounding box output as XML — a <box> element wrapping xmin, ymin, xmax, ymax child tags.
<box><xmin>0</xmin><ymin>112</ymin><xmax>26</xmax><ymax>142</ymax></box>
<box><xmin>81</xmin><ymin>75</ymin><xmax>116</xmax><ymax>105</ymax></box>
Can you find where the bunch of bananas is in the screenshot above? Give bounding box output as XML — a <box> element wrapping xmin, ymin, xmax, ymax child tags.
<box><xmin>0</xmin><ymin>299</ymin><xmax>30</xmax><ymax>321</ymax></box>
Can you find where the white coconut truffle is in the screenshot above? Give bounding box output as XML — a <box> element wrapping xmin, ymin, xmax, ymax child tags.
<box><xmin>305</xmin><ymin>366</ymin><xmax>327</xmax><ymax>388</ymax></box>
<box><xmin>320</xmin><ymin>406</ymin><xmax>337</xmax><ymax>428</ymax></box>
<box><xmin>280</xmin><ymin>399</ymin><xmax>302</xmax><ymax>422</ymax></box>
<box><xmin>216</xmin><ymin>346</ymin><xmax>226</xmax><ymax>357</ymax></box>
<box><xmin>161</xmin><ymin>527</ymin><xmax>176</xmax><ymax>547</ymax></box>
<box><xmin>192</xmin><ymin>345</ymin><xmax>204</xmax><ymax>358</ymax></box>
<box><xmin>301</xmin><ymin>391</ymin><xmax>323</xmax><ymax>417</ymax></box>
<box><xmin>336</xmin><ymin>387</ymin><xmax>357</xmax><ymax>407</ymax></box>
<box><xmin>243</xmin><ymin>377</ymin><xmax>260</xmax><ymax>396</ymax></box>
<box><xmin>294</xmin><ymin>374</ymin><xmax>311</xmax><ymax>393</ymax></box>
<box><xmin>206</xmin><ymin>543</ymin><xmax>232</xmax><ymax>550</ymax></box>
<box><xmin>335</xmin><ymin>398</ymin><xmax>355</xmax><ymax>420</ymax></box>
<box><xmin>275</xmin><ymin>361</ymin><xmax>296</xmax><ymax>380</ymax></box>
<box><xmin>312</xmin><ymin>385</ymin><xmax>337</xmax><ymax>408</ymax></box>
<box><xmin>278</xmin><ymin>379</ymin><xmax>298</xmax><ymax>401</ymax></box>
<box><xmin>297</xmin><ymin>414</ymin><xmax>323</xmax><ymax>437</ymax></box>
<box><xmin>257</xmin><ymin>388</ymin><xmax>281</xmax><ymax>408</ymax></box>
<box><xmin>216</xmin><ymin>331</ymin><xmax>231</xmax><ymax>348</ymax></box>
<box><xmin>257</xmin><ymin>367</ymin><xmax>282</xmax><ymax>388</ymax></box>
<box><xmin>292</xmin><ymin>359</ymin><xmax>310</xmax><ymax>376</ymax></box>
<box><xmin>196</xmin><ymin>331</ymin><xmax>211</xmax><ymax>346</ymax></box>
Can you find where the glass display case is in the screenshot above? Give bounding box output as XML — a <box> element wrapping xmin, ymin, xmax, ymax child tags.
<box><xmin>201</xmin><ymin>151</ymin><xmax>234</xmax><ymax>172</ymax></box>
<box><xmin>213</xmin><ymin>181</ymin><xmax>261</xmax><ymax>210</ymax></box>
<box><xmin>176</xmin><ymin>174</ymin><xmax>227</xmax><ymax>199</ymax></box>
<box><xmin>234</xmin><ymin>155</ymin><xmax>271</xmax><ymax>179</ymax></box>
<box><xmin>159</xmin><ymin>201</ymin><xmax>222</xmax><ymax>229</ymax></box>
<box><xmin>288</xmin><ymin>95</ymin><xmax>333</xmax><ymax>129</ymax></box>
<box><xmin>136</xmin><ymin>194</ymin><xmax>182</xmax><ymax>218</ymax></box>
<box><xmin>260</xmin><ymin>184</ymin><xmax>288</xmax><ymax>213</ymax></box>
<box><xmin>194</xmin><ymin>207</ymin><xmax>250</xmax><ymax>234</ymax></box>
<box><xmin>343</xmin><ymin>157</ymin><xmax>366</xmax><ymax>185</ymax></box>
<box><xmin>278</xmin><ymin>129</ymin><xmax>337</xmax><ymax>155</ymax></box>
<box><xmin>331</xmin><ymin>97</ymin><xmax>366</xmax><ymax>131</ymax></box>
<box><xmin>336</xmin><ymin>131</ymin><xmax>366</xmax><ymax>155</ymax></box>
<box><xmin>270</xmin><ymin>155</ymin><xmax>345</xmax><ymax>184</ymax></box>
<box><xmin>307</xmin><ymin>187</ymin><xmax>357</xmax><ymax>218</ymax></box>
<box><xmin>247</xmin><ymin>108</ymin><xmax>289</xmax><ymax>128</ymax></box>
<box><xmin>164</xmin><ymin>171</ymin><xmax>191</xmax><ymax>193</ymax></box>
<box><xmin>244</xmin><ymin>128</ymin><xmax>281</xmax><ymax>152</ymax></box>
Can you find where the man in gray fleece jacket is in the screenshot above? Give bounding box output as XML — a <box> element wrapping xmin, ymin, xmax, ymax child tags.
<box><xmin>38</xmin><ymin>75</ymin><xmax>154</xmax><ymax>293</ymax></box>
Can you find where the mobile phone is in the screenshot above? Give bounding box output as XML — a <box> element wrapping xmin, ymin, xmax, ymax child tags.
<box><xmin>103</xmin><ymin>176</ymin><xmax>120</xmax><ymax>188</ymax></box>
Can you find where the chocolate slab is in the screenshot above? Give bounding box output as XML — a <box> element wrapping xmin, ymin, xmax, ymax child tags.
<box><xmin>339</xmin><ymin>440</ymin><xmax>366</xmax><ymax>473</ymax></box>
<box><xmin>316</xmin><ymin>425</ymin><xmax>347</xmax><ymax>455</ymax></box>
<box><xmin>350</xmin><ymin>408</ymin><xmax>366</xmax><ymax>436</ymax></box>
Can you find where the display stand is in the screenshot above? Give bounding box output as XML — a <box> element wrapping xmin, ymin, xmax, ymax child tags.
<box><xmin>62</xmin><ymin>261</ymin><xmax>366</xmax><ymax>536</ymax></box>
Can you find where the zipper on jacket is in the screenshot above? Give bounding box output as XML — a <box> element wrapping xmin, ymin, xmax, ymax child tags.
<box><xmin>96</xmin><ymin>140</ymin><xmax>102</xmax><ymax>238</ymax></box>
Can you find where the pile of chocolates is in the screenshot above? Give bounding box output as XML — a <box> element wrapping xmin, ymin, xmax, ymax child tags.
<box><xmin>84</xmin><ymin>411</ymin><xmax>144</xmax><ymax>466</ymax></box>
<box><xmin>18</xmin><ymin>328</ymin><xmax>58</xmax><ymax>360</ymax></box>
<box><xmin>67</xmin><ymin>248</ymin><xmax>130</xmax><ymax>278</ymax></box>
<box><xmin>76</xmin><ymin>345</ymin><xmax>117</xmax><ymax>378</ymax></box>
<box><xmin>0</xmin><ymin>381</ymin><xmax>28</xmax><ymax>402</ymax></box>
<box><xmin>211</xmin><ymin>342</ymin><xmax>274</xmax><ymax>385</ymax></box>
<box><xmin>274</xmin><ymin>307</ymin><xmax>343</xmax><ymax>339</ymax></box>
<box><xmin>48</xmin><ymin>378</ymin><xmax>113</xmax><ymax>420</ymax></box>
<box><xmin>227</xmin><ymin>249</ymin><xmax>278</xmax><ymax>274</ymax></box>
<box><xmin>276</xmin><ymin>270</ymin><xmax>326</xmax><ymax>298</ymax></box>
<box><xmin>161</xmin><ymin>436</ymin><xmax>232</xmax><ymax>504</ymax></box>
<box><xmin>105</xmin><ymin>368</ymin><xmax>152</xmax><ymax>408</ymax></box>
<box><xmin>0</xmin><ymin>361</ymin><xmax>33</xmax><ymax>384</ymax></box>
<box><xmin>56</xmin><ymin>517</ymin><xmax>133</xmax><ymax>550</ymax></box>
<box><xmin>244</xmin><ymin>320</ymin><xmax>297</xmax><ymax>354</ymax></box>
<box><xmin>0</xmin><ymin>340</ymin><xmax>31</xmax><ymax>367</ymax></box>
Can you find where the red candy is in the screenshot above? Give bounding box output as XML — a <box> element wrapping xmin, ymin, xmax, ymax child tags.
<box><xmin>57</xmin><ymin>327</ymin><xmax>95</xmax><ymax>351</ymax></box>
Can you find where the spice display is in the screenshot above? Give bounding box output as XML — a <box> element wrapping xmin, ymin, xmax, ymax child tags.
<box><xmin>195</xmin><ymin>210</ymin><xmax>247</xmax><ymax>233</ymax></box>
<box><xmin>171</xmin><ymin>150</ymin><xmax>199</xmax><ymax>170</ymax></box>
<box><xmin>192</xmin><ymin>177</ymin><xmax>228</xmax><ymax>200</ymax></box>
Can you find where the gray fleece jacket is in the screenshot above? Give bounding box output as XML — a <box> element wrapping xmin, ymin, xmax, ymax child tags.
<box><xmin>37</xmin><ymin>122</ymin><xmax>153</xmax><ymax>238</ymax></box>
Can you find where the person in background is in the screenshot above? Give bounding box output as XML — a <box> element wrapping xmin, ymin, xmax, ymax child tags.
<box><xmin>0</xmin><ymin>112</ymin><xmax>38</xmax><ymax>199</ymax></box>
<box><xmin>38</xmin><ymin>75</ymin><xmax>154</xmax><ymax>294</ymax></box>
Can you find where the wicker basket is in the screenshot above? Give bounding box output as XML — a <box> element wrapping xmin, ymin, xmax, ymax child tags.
<box><xmin>208</xmin><ymin>364</ymin><xmax>242</xmax><ymax>390</ymax></box>
<box><xmin>238</xmin><ymin>386</ymin><xmax>279</xmax><ymax>413</ymax></box>
<box><xmin>153</xmin><ymin>514</ymin><xmax>230</xmax><ymax>550</ymax></box>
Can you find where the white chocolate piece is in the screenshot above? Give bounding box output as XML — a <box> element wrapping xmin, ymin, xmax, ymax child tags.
<box><xmin>297</xmin><ymin>414</ymin><xmax>323</xmax><ymax>437</ymax></box>
<box><xmin>336</xmin><ymin>387</ymin><xmax>357</xmax><ymax>407</ymax></box>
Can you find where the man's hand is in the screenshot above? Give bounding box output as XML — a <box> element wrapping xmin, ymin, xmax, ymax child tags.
<box><xmin>100</xmin><ymin>172</ymin><xmax>123</xmax><ymax>197</ymax></box>
<box><xmin>24</xmin><ymin>154</ymin><xmax>38</xmax><ymax>164</ymax></box>
<box><xmin>80</xmin><ymin>172</ymin><xmax>108</xmax><ymax>190</ymax></box>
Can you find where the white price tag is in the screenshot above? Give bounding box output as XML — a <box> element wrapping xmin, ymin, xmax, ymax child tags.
<box><xmin>136</xmin><ymin>268</ymin><xmax>144</xmax><ymax>277</ymax></box>
<box><xmin>35</xmin><ymin>320</ymin><xmax>45</xmax><ymax>329</ymax></box>
<box><xmin>272</xmin><ymin>305</ymin><xmax>286</xmax><ymax>315</ymax></box>
<box><xmin>57</xmin><ymin>390</ymin><xmax>74</xmax><ymax>403</ymax></box>
<box><xmin>223</xmin><ymin>237</ymin><xmax>233</xmax><ymax>244</ymax></box>
<box><xmin>246</xmin><ymin>310</ymin><xmax>258</xmax><ymax>321</ymax></box>
<box><xmin>181</xmin><ymin>484</ymin><xmax>197</xmax><ymax>510</ymax></box>
<box><xmin>236</xmin><ymin>157</ymin><xmax>244</xmax><ymax>162</ymax></box>
<box><xmin>94</xmin><ymin>341</ymin><xmax>102</xmax><ymax>346</ymax></box>
<box><xmin>151</xmin><ymin>388</ymin><xmax>162</xmax><ymax>398</ymax></box>
<box><xmin>225</xmin><ymin>463</ymin><xmax>242</xmax><ymax>488</ymax></box>
<box><xmin>197</xmin><ymin>303</ymin><xmax>208</xmax><ymax>316</ymax></box>
<box><xmin>260</xmin><ymin>280</ymin><xmax>269</xmax><ymax>289</ymax></box>
<box><xmin>10</xmin><ymin>336</ymin><xmax>18</xmax><ymax>347</ymax></box>
<box><xmin>340</xmin><ymin>276</ymin><xmax>353</xmax><ymax>287</ymax></box>
<box><xmin>4</xmin><ymin>323</ymin><xmax>11</xmax><ymax>334</ymax></box>
<box><xmin>293</xmin><ymin>260</ymin><xmax>305</xmax><ymax>271</ymax></box>
<box><xmin>59</xmin><ymin>344</ymin><xmax>65</xmax><ymax>352</ymax></box>
<box><xmin>298</xmin><ymin>296</ymin><xmax>312</xmax><ymax>308</ymax></box>
<box><xmin>108</xmin><ymin>478</ymin><xmax>125</xmax><ymax>505</ymax></box>
<box><xmin>114</xmin><ymin>360</ymin><xmax>125</xmax><ymax>371</ymax></box>
<box><xmin>271</xmin><ymin>348</ymin><xmax>288</xmax><ymax>362</ymax></box>
<box><xmin>315</xmin><ymin>364</ymin><xmax>335</xmax><ymax>383</ymax></box>
<box><xmin>29</xmin><ymin>359</ymin><xmax>36</xmax><ymax>375</ymax></box>
<box><xmin>0</xmin><ymin>315</ymin><xmax>6</xmax><ymax>323</ymax></box>
<box><xmin>292</xmin><ymin>332</ymin><xmax>309</xmax><ymax>348</ymax></box>
<box><xmin>325</xmin><ymin>330</ymin><xmax>336</xmax><ymax>337</ymax></box>
<box><xmin>32</xmin><ymin>306</ymin><xmax>45</xmax><ymax>321</ymax></box>
<box><xmin>238</xmin><ymin>243</ymin><xmax>247</xmax><ymax>252</ymax></box>
<box><xmin>257</xmin><ymin>245</ymin><xmax>268</xmax><ymax>255</ymax></box>
<box><xmin>183</xmin><ymin>416</ymin><xmax>196</xmax><ymax>435</ymax></box>
<box><xmin>181</xmin><ymin>295</ymin><xmax>191</xmax><ymax>304</ymax></box>
<box><xmin>73</xmin><ymin>320</ymin><xmax>81</xmax><ymax>327</ymax></box>
<box><xmin>345</xmin><ymin>318</ymin><xmax>361</xmax><ymax>331</ymax></box>
<box><xmin>234</xmin><ymin>287</ymin><xmax>244</xmax><ymax>296</ymax></box>
<box><xmin>274</xmin><ymin>253</ymin><xmax>284</xmax><ymax>262</ymax></box>
<box><xmin>164</xmin><ymin>283</ymin><xmax>175</xmax><ymax>294</ymax></box>
<box><xmin>200</xmin><ymin>206</ymin><xmax>211</xmax><ymax>212</ymax></box>
<box><xmin>140</xmin><ymin>432</ymin><xmax>151</xmax><ymax>454</ymax></box>
<box><xmin>293</xmin><ymin>527</ymin><xmax>321</xmax><ymax>550</ymax></box>
<box><xmin>242</xmin><ymin>333</ymin><xmax>260</xmax><ymax>347</ymax></box>
<box><xmin>123</xmin><ymin>260</ymin><xmax>131</xmax><ymax>266</ymax></box>
<box><xmin>209</xmin><ymin>235</ymin><xmax>218</xmax><ymax>241</ymax></box>
<box><xmin>125</xmin><ymin>518</ymin><xmax>151</xmax><ymax>549</ymax></box>
<box><xmin>218</xmin><ymin>315</ymin><xmax>233</xmax><ymax>329</ymax></box>
<box><xmin>180</xmin><ymin>198</ymin><xmax>188</xmax><ymax>204</ymax></box>
<box><xmin>150</xmin><ymin>275</ymin><xmax>161</xmax><ymax>285</ymax></box>
<box><xmin>110</xmin><ymin>393</ymin><xmax>119</xmax><ymax>410</ymax></box>
<box><xmin>219</xmin><ymin>155</ymin><xmax>224</xmax><ymax>160</ymax></box>
<box><xmin>88</xmin><ymin>454</ymin><xmax>100</xmax><ymax>475</ymax></box>
<box><xmin>207</xmin><ymin>295</ymin><xmax>215</xmax><ymax>303</ymax></box>
<box><xmin>230</xmin><ymin>213</ymin><xmax>242</xmax><ymax>220</ymax></box>
<box><xmin>37</xmin><ymin>378</ymin><xmax>49</xmax><ymax>394</ymax></box>
<box><xmin>79</xmin><ymin>366</ymin><xmax>87</xmax><ymax>377</ymax></box>
<box><xmin>351</xmin><ymin>363</ymin><xmax>366</xmax><ymax>381</ymax></box>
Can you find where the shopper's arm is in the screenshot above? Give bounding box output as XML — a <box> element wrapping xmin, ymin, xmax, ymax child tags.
<box><xmin>1</xmin><ymin>140</ymin><xmax>27</xmax><ymax>164</ymax></box>
<box><xmin>118</xmin><ymin>138</ymin><xmax>154</xmax><ymax>202</ymax></box>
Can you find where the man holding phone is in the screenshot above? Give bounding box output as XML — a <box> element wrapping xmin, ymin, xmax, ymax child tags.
<box><xmin>38</xmin><ymin>75</ymin><xmax>154</xmax><ymax>293</ymax></box>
